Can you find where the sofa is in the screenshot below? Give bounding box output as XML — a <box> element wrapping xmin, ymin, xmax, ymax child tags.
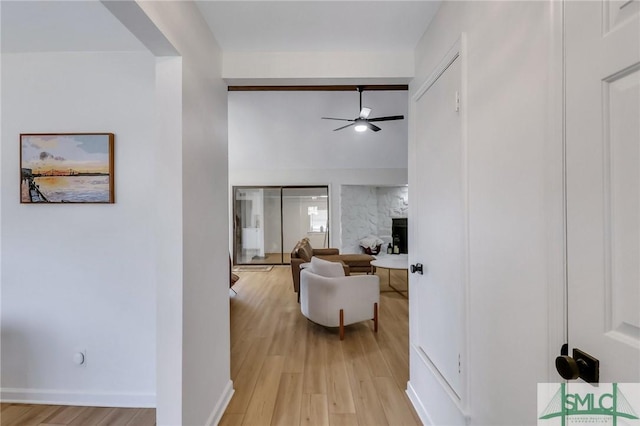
<box><xmin>290</xmin><ymin>237</ymin><xmax>375</xmax><ymax>301</ymax></box>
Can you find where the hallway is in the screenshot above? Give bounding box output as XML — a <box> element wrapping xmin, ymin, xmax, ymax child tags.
<box><xmin>221</xmin><ymin>266</ymin><xmax>419</xmax><ymax>425</ymax></box>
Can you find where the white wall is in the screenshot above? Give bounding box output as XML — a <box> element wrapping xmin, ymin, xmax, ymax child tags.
<box><xmin>377</xmin><ymin>186</ymin><xmax>409</xmax><ymax>245</ymax></box>
<box><xmin>223</xmin><ymin>51</ymin><xmax>414</xmax><ymax>83</ymax></box>
<box><xmin>229</xmin><ymin>90</ymin><xmax>408</xmax><ymax>251</ymax></box>
<box><xmin>340</xmin><ymin>186</ymin><xmax>378</xmax><ymax>253</ymax></box>
<box><xmin>153</xmin><ymin>56</ymin><xmax>184</xmax><ymax>425</ymax></box>
<box><xmin>408</xmin><ymin>2</ymin><xmax>561</xmax><ymax>425</ymax></box>
<box><xmin>133</xmin><ymin>3</ymin><xmax>231</xmax><ymax>425</ymax></box>
<box><xmin>1</xmin><ymin>51</ymin><xmax>156</xmax><ymax>406</ymax></box>
<box><xmin>340</xmin><ymin>185</ymin><xmax>408</xmax><ymax>253</ymax></box>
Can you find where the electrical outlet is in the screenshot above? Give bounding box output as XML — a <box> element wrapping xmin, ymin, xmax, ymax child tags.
<box><xmin>73</xmin><ymin>349</ymin><xmax>87</xmax><ymax>367</ymax></box>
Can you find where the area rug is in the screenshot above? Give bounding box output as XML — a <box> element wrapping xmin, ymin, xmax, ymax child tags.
<box><xmin>233</xmin><ymin>265</ymin><xmax>274</xmax><ymax>272</ymax></box>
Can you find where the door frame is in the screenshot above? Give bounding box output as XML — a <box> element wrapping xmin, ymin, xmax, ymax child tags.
<box><xmin>545</xmin><ymin>0</ymin><xmax>567</xmax><ymax>382</ymax></box>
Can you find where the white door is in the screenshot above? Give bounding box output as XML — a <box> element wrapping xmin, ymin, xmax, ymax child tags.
<box><xmin>412</xmin><ymin>53</ymin><xmax>465</xmax><ymax>399</ymax></box>
<box><xmin>565</xmin><ymin>0</ymin><xmax>640</xmax><ymax>382</ymax></box>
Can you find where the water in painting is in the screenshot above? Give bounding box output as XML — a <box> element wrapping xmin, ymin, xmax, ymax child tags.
<box><xmin>32</xmin><ymin>176</ymin><xmax>110</xmax><ymax>202</ymax></box>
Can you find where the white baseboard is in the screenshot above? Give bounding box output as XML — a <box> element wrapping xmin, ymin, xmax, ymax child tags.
<box><xmin>407</xmin><ymin>381</ymin><xmax>433</xmax><ymax>426</ymax></box>
<box><xmin>205</xmin><ymin>380</ymin><xmax>234</xmax><ymax>426</ymax></box>
<box><xmin>0</xmin><ymin>387</ymin><xmax>155</xmax><ymax>408</ymax></box>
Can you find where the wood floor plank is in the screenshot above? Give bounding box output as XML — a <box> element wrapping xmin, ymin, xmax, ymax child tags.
<box><xmin>219</xmin><ymin>412</ymin><xmax>244</xmax><ymax>426</ymax></box>
<box><xmin>300</xmin><ymin>394</ymin><xmax>329</xmax><ymax>426</ymax></box>
<box><xmin>342</xmin><ymin>336</ymin><xmax>389</xmax><ymax>426</ymax></box>
<box><xmin>302</xmin><ymin>324</ymin><xmax>328</xmax><ymax>394</ymax></box>
<box><xmin>282</xmin><ymin>313</ymin><xmax>308</xmax><ymax>374</ymax></box>
<box><xmin>3</xmin><ymin>404</ymin><xmax>153</xmax><ymax>426</ymax></box>
<box><xmin>39</xmin><ymin>405</ymin><xmax>88</xmax><ymax>424</ymax></box>
<box><xmin>95</xmin><ymin>407</ymin><xmax>138</xmax><ymax>425</ymax></box>
<box><xmin>67</xmin><ymin>407</ymin><xmax>114</xmax><ymax>426</ymax></box>
<box><xmin>4</xmin><ymin>405</ymin><xmax>61</xmax><ymax>426</ymax></box>
<box><xmin>329</xmin><ymin>413</ymin><xmax>358</xmax><ymax>426</ymax></box>
<box><xmin>226</xmin><ymin>336</ymin><xmax>271</xmax><ymax>413</ymax></box>
<box><xmin>268</xmin><ymin>311</ymin><xmax>296</xmax><ymax>356</ymax></box>
<box><xmin>324</xmin><ymin>338</ymin><xmax>356</xmax><ymax>414</ymax></box>
<box><xmin>0</xmin><ymin>405</ymin><xmax>32</xmax><ymax>424</ymax></box>
<box><xmin>125</xmin><ymin>408</ymin><xmax>156</xmax><ymax>426</ymax></box>
<box><xmin>373</xmin><ymin>376</ymin><xmax>420</xmax><ymax>426</ymax></box>
<box><xmin>357</xmin><ymin>329</ymin><xmax>393</xmax><ymax>378</ymax></box>
<box><xmin>230</xmin><ymin>335</ymin><xmax>254</xmax><ymax>379</ymax></box>
<box><xmin>270</xmin><ymin>373</ymin><xmax>303</xmax><ymax>426</ymax></box>
<box><xmin>241</xmin><ymin>355</ymin><xmax>285</xmax><ymax>426</ymax></box>
<box><xmin>377</xmin><ymin>329</ymin><xmax>410</xmax><ymax>389</ymax></box>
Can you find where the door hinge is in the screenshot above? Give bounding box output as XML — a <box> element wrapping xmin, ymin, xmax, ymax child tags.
<box><xmin>458</xmin><ymin>353</ymin><xmax>461</xmax><ymax>374</ymax></box>
<box><xmin>455</xmin><ymin>91</ymin><xmax>460</xmax><ymax>112</ymax></box>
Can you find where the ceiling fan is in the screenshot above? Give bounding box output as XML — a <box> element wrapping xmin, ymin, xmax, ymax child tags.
<box><xmin>322</xmin><ymin>87</ymin><xmax>405</xmax><ymax>132</ymax></box>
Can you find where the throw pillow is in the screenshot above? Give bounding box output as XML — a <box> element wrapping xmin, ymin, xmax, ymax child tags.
<box><xmin>298</xmin><ymin>239</ymin><xmax>313</xmax><ymax>262</ymax></box>
<box><xmin>310</xmin><ymin>256</ymin><xmax>345</xmax><ymax>277</ymax></box>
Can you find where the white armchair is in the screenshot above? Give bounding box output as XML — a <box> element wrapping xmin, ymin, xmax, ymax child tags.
<box><xmin>300</xmin><ymin>258</ymin><xmax>380</xmax><ymax>340</ymax></box>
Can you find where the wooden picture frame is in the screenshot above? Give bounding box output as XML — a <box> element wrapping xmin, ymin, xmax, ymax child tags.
<box><xmin>20</xmin><ymin>133</ymin><xmax>115</xmax><ymax>203</ymax></box>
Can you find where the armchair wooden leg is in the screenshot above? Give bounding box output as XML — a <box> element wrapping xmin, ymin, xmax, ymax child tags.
<box><xmin>373</xmin><ymin>302</ymin><xmax>378</xmax><ymax>333</ymax></box>
<box><xmin>339</xmin><ymin>309</ymin><xmax>345</xmax><ymax>340</ymax></box>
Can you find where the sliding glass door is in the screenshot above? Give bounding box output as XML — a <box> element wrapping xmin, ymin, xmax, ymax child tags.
<box><xmin>282</xmin><ymin>187</ymin><xmax>329</xmax><ymax>263</ymax></box>
<box><xmin>233</xmin><ymin>186</ymin><xmax>329</xmax><ymax>265</ymax></box>
<box><xmin>233</xmin><ymin>187</ymin><xmax>281</xmax><ymax>264</ymax></box>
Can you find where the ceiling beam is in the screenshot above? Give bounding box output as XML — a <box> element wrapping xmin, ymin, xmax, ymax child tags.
<box><xmin>227</xmin><ymin>85</ymin><xmax>408</xmax><ymax>92</ymax></box>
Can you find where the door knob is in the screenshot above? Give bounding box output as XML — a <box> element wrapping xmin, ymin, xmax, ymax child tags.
<box><xmin>555</xmin><ymin>355</ymin><xmax>580</xmax><ymax>380</ymax></box>
<box><xmin>410</xmin><ymin>263</ymin><xmax>423</xmax><ymax>274</ymax></box>
<box><xmin>555</xmin><ymin>345</ymin><xmax>600</xmax><ymax>383</ymax></box>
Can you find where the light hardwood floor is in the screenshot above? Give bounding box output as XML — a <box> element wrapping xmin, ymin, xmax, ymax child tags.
<box><xmin>0</xmin><ymin>404</ymin><xmax>155</xmax><ymax>426</ymax></box>
<box><xmin>1</xmin><ymin>265</ymin><xmax>415</xmax><ymax>426</ymax></box>
<box><xmin>235</xmin><ymin>252</ymin><xmax>292</xmax><ymax>265</ymax></box>
<box><xmin>222</xmin><ymin>266</ymin><xmax>418</xmax><ymax>426</ymax></box>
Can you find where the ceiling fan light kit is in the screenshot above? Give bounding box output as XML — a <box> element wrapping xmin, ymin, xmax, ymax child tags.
<box><xmin>321</xmin><ymin>86</ymin><xmax>404</xmax><ymax>132</ymax></box>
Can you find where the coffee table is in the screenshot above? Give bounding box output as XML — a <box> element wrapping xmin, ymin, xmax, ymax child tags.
<box><xmin>370</xmin><ymin>254</ymin><xmax>409</xmax><ymax>297</ymax></box>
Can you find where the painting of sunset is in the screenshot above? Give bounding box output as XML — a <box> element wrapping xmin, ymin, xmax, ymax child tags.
<box><xmin>20</xmin><ymin>133</ymin><xmax>114</xmax><ymax>203</ymax></box>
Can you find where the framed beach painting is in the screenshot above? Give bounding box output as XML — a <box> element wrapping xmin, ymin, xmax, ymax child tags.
<box><xmin>20</xmin><ymin>133</ymin><xmax>114</xmax><ymax>203</ymax></box>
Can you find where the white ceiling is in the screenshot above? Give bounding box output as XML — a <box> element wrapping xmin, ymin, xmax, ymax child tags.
<box><xmin>1</xmin><ymin>1</ymin><xmax>440</xmax><ymax>55</ymax></box>
<box><xmin>0</xmin><ymin>1</ymin><xmax>147</xmax><ymax>53</ymax></box>
<box><xmin>228</xmin><ymin>90</ymin><xmax>409</xmax><ymax>171</ymax></box>
<box><xmin>196</xmin><ymin>1</ymin><xmax>440</xmax><ymax>52</ymax></box>
<box><xmin>2</xmin><ymin>1</ymin><xmax>413</xmax><ymax>156</ymax></box>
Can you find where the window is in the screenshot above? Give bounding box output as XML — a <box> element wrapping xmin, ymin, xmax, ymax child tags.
<box><xmin>308</xmin><ymin>205</ymin><xmax>328</xmax><ymax>232</ymax></box>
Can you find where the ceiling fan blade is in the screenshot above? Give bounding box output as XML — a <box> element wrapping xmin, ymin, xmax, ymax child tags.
<box><xmin>333</xmin><ymin>123</ymin><xmax>356</xmax><ymax>131</ymax></box>
<box><xmin>367</xmin><ymin>122</ymin><xmax>382</xmax><ymax>132</ymax></box>
<box><xmin>367</xmin><ymin>115</ymin><xmax>405</xmax><ymax>122</ymax></box>
<box><xmin>322</xmin><ymin>117</ymin><xmax>355</xmax><ymax>122</ymax></box>
<box><xmin>359</xmin><ymin>107</ymin><xmax>371</xmax><ymax>119</ymax></box>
